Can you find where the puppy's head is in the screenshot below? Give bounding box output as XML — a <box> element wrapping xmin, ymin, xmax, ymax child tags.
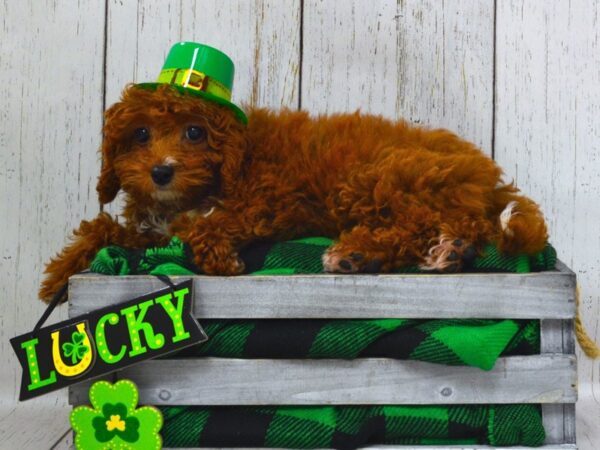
<box><xmin>97</xmin><ymin>84</ymin><xmax>247</xmax><ymax>210</ymax></box>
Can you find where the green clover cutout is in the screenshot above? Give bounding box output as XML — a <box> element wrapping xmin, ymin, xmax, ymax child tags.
<box><xmin>62</xmin><ymin>331</ymin><xmax>90</xmax><ymax>364</ymax></box>
<box><xmin>92</xmin><ymin>403</ymin><xmax>140</xmax><ymax>443</ymax></box>
<box><xmin>70</xmin><ymin>379</ymin><xmax>163</xmax><ymax>450</ymax></box>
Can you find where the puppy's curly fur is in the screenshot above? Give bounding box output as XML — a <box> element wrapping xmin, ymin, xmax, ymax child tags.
<box><xmin>39</xmin><ymin>85</ymin><xmax>548</xmax><ymax>302</ymax></box>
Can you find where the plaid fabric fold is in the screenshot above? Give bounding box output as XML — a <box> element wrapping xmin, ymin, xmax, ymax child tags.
<box><xmin>90</xmin><ymin>236</ymin><xmax>557</xmax><ymax>276</ymax></box>
<box><xmin>173</xmin><ymin>318</ymin><xmax>539</xmax><ymax>370</ymax></box>
<box><xmin>159</xmin><ymin>404</ymin><xmax>545</xmax><ymax>448</ymax></box>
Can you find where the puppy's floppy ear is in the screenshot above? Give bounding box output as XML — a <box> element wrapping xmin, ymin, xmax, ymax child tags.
<box><xmin>96</xmin><ymin>100</ymin><xmax>126</xmax><ymax>204</ymax></box>
<box><xmin>96</xmin><ymin>136</ymin><xmax>121</xmax><ymax>204</ymax></box>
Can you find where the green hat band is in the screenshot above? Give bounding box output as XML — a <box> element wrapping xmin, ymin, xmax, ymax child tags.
<box><xmin>157</xmin><ymin>68</ymin><xmax>232</xmax><ymax>101</ymax></box>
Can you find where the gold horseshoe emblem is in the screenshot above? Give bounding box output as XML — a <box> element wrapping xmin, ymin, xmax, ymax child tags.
<box><xmin>51</xmin><ymin>323</ymin><xmax>94</xmax><ymax>377</ymax></box>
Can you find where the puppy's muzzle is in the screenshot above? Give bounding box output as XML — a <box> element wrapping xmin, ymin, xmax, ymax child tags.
<box><xmin>151</xmin><ymin>165</ymin><xmax>174</xmax><ymax>186</ymax></box>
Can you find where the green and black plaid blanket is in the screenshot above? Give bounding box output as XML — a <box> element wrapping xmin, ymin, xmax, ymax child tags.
<box><xmin>173</xmin><ymin>318</ymin><xmax>539</xmax><ymax>370</ymax></box>
<box><xmin>91</xmin><ymin>236</ymin><xmax>557</xmax><ymax>276</ymax></box>
<box><xmin>90</xmin><ymin>236</ymin><xmax>549</xmax><ymax>370</ymax></box>
<box><xmin>159</xmin><ymin>404</ymin><xmax>545</xmax><ymax>448</ymax></box>
<box><xmin>89</xmin><ymin>237</ymin><xmax>554</xmax><ymax>448</ymax></box>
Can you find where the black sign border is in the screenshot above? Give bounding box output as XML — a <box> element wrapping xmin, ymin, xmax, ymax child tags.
<box><xmin>11</xmin><ymin>279</ymin><xmax>207</xmax><ymax>401</ymax></box>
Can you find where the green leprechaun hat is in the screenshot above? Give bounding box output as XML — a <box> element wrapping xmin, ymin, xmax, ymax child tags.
<box><xmin>137</xmin><ymin>42</ymin><xmax>247</xmax><ymax>124</ymax></box>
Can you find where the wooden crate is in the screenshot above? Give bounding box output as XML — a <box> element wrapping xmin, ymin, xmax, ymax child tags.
<box><xmin>68</xmin><ymin>261</ymin><xmax>577</xmax><ymax>450</ymax></box>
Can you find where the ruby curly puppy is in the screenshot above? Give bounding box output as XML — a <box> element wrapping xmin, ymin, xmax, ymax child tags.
<box><xmin>39</xmin><ymin>85</ymin><xmax>547</xmax><ymax>302</ymax></box>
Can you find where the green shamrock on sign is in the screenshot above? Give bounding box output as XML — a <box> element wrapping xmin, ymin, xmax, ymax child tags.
<box><xmin>70</xmin><ymin>380</ymin><xmax>163</xmax><ymax>450</ymax></box>
<box><xmin>93</xmin><ymin>403</ymin><xmax>139</xmax><ymax>443</ymax></box>
<box><xmin>62</xmin><ymin>331</ymin><xmax>90</xmax><ymax>364</ymax></box>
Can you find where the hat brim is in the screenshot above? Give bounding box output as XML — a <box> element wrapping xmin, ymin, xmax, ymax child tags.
<box><xmin>135</xmin><ymin>82</ymin><xmax>248</xmax><ymax>125</ymax></box>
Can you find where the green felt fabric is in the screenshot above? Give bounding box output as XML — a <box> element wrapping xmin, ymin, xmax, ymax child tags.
<box><xmin>158</xmin><ymin>404</ymin><xmax>545</xmax><ymax>448</ymax></box>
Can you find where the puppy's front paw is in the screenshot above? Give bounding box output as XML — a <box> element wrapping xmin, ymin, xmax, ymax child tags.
<box><xmin>419</xmin><ymin>235</ymin><xmax>477</xmax><ymax>273</ymax></box>
<box><xmin>199</xmin><ymin>251</ymin><xmax>245</xmax><ymax>275</ymax></box>
<box><xmin>322</xmin><ymin>245</ymin><xmax>386</xmax><ymax>273</ymax></box>
<box><xmin>188</xmin><ymin>235</ymin><xmax>245</xmax><ymax>275</ymax></box>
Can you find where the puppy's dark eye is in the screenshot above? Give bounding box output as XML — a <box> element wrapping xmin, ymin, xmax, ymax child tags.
<box><xmin>133</xmin><ymin>127</ymin><xmax>150</xmax><ymax>144</ymax></box>
<box><xmin>185</xmin><ymin>125</ymin><xmax>207</xmax><ymax>142</ymax></box>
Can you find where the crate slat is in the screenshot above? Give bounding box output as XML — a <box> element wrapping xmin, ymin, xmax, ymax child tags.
<box><xmin>69</xmin><ymin>355</ymin><xmax>575</xmax><ymax>406</ymax></box>
<box><xmin>543</xmin><ymin>404</ymin><xmax>568</xmax><ymax>445</ymax></box>
<box><xmin>67</xmin><ymin>265</ymin><xmax>578</xmax><ymax>448</ymax></box>
<box><xmin>563</xmin><ymin>404</ymin><xmax>577</xmax><ymax>443</ymax></box>
<box><xmin>56</xmin><ymin>431</ymin><xmax>579</xmax><ymax>450</ymax></box>
<box><xmin>68</xmin><ymin>265</ymin><xmax>575</xmax><ymax>319</ymax></box>
<box><xmin>540</xmin><ymin>319</ymin><xmax>577</xmax><ymax>445</ymax></box>
<box><xmin>161</xmin><ymin>446</ymin><xmax>578</xmax><ymax>450</ymax></box>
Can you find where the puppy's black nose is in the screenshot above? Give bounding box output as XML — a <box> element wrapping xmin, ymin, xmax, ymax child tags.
<box><xmin>151</xmin><ymin>165</ymin><xmax>174</xmax><ymax>185</ymax></box>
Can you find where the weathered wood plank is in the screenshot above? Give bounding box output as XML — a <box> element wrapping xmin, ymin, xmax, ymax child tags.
<box><xmin>541</xmin><ymin>319</ymin><xmax>577</xmax><ymax>444</ymax></box>
<box><xmin>562</xmin><ymin>320</ymin><xmax>576</xmax><ymax>355</ymax></box>
<box><xmin>495</xmin><ymin>3</ymin><xmax>599</xmax><ymax>448</ymax></box>
<box><xmin>495</xmin><ymin>0</ymin><xmax>600</xmax><ymax>268</ymax></box>
<box><xmin>564</xmin><ymin>403</ymin><xmax>577</xmax><ymax>444</ymax></box>
<box><xmin>53</xmin><ymin>429</ymin><xmax>577</xmax><ymax>450</ymax></box>
<box><xmin>159</xmin><ymin>446</ymin><xmax>578</xmax><ymax>450</ymax></box>
<box><xmin>0</xmin><ymin>404</ymin><xmax>71</xmax><ymax>450</ymax></box>
<box><xmin>68</xmin><ymin>267</ymin><xmax>575</xmax><ymax>319</ymax></box>
<box><xmin>52</xmin><ymin>430</ymin><xmax>73</xmax><ymax>450</ymax></box>
<box><xmin>302</xmin><ymin>0</ymin><xmax>495</xmax><ymax>153</ymax></box>
<box><xmin>105</xmin><ymin>0</ymin><xmax>300</xmax><ymax>108</ymax></box>
<box><xmin>0</xmin><ymin>0</ymin><xmax>105</xmax><ymax>408</ymax></box>
<box><xmin>541</xmin><ymin>320</ymin><xmax>567</xmax><ymax>353</ymax></box>
<box><xmin>180</xmin><ymin>0</ymin><xmax>301</xmax><ymax>109</ymax></box>
<box><xmin>544</xmin><ymin>404</ymin><xmax>567</xmax><ymax>445</ymax></box>
<box><xmin>69</xmin><ymin>355</ymin><xmax>576</xmax><ymax>406</ymax></box>
<box><xmin>53</xmin><ymin>431</ymin><xmax>580</xmax><ymax>450</ymax></box>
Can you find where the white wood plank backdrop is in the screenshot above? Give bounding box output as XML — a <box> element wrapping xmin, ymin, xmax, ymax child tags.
<box><xmin>302</xmin><ymin>0</ymin><xmax>494</xmax><ymax>153</ymax></box>
<box><xmin>494</xmin><ymin>1</ymin><xmax>600</xmax><ymax>447</ymax></box>
<box><xmin>1</xmin><ymin>0</ymin><xmax>598</xmax><ymax>448</ymax></box>
<box><xmin>0</xmin><ymin>0</ymin><xmax>105</xmax><ymax>408</ymax></box>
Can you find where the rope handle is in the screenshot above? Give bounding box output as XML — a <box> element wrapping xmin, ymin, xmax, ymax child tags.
<box><xmin>575</xmin><ymin>285</ymin><xmax>600</xmax><ymax>358</ymax></box>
